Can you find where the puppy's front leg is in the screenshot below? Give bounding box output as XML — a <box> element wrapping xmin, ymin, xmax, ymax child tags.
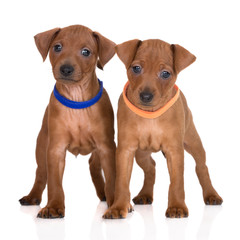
<box><xmin>165</xmin><ymin>145</ymin><xmax>188</xmax><ymax>218</ymax></box>
<box><xmin>37</xmin><ymin>141</ymin><xmax>66</xmax><ymax>218</ymax></box>
<box><xmin>103</xmin><ymin>147</ymin><xmax>135</xmax><ymax>219</ymax></box>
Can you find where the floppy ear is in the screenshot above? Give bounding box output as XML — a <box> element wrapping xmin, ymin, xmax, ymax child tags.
<box><xmin>34</xmin><ymin>28</ymin><xmax>61</xmax><ymax>61</ymax></box>
<box><xmin>116</xmin><ymin>39</ymin><xmax>142</xmax><ymax>69</ymax></box>
<box><xmin>93</xmin><ymin>32</ymin><xmax>116</xmax><ymax>70</ymax></box>
<box><xmin>171</xmin><ymin>44</ymin><xmax>196</xmax><ymax>73</ymax></box>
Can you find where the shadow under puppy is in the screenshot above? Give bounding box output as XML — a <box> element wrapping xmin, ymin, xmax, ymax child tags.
<box><xmin>103</xmin><ymin>39</ymin><xmax>223</xmax><ymax>219</ymax></box>
<box><xmin>19</xmin><ymin>25</ymin><xmax>116</xmax><ymax>218</ymax></box>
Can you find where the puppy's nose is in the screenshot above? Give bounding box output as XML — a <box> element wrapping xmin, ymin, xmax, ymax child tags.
<box><xmin>140</xmin><ymin>92</ymin><xmax>153</xmax><ymax>103</ymax></box>
<box><xmin>60</xmin><ymin>64</ymin><xmax>74</xmax><ymax>77</ymax></box>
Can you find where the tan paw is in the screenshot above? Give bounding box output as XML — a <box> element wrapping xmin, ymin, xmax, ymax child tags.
<box><xmin>102</xmin><ymin>204</ymin><xmax>133</xmax><ymax>219</ymax></box>
<box><xmin>165</xmin><ymin>206</ymin><xmax>188</xmax><ymax>218</ymax></box>
<box><xmin>204</xmin><ymin>195</ymin><xmax>223</xmax><ymax>205</ymax></box>
<box><xmin>133</xmin><ymin>194</ymin><xmax>153</xmax><ymax>205</ymax></box>
<box><xmin>37</xmin><ymin>206</ymin><xmax>65</xmax><ymax>219</ymax></box>
<box><xmin>19</xmin><ymin>195</ymin><xmax>41</xmax><ymax>205</ymax></box>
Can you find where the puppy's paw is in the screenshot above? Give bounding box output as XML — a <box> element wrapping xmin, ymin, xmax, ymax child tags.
<box><xmin>101</xmin><ymin>196</ymin><xmax>106</xmax><ymax>202</ymax></box>
<box><xmin>37</xmin><ymin>206</ymin><xmax>65</xmax><ymax>219</ymax></box>
<box><xmin>133</xmin><ymin>194</ymin><xmax>153</xmax><ymax>205</ymax></box>
<box><xmin>19</xmin><ymin>195</ymin><xmax>41</xmax><ymax>206</ymax></box>
<box><xmin>96</xmin><ymin>190</ymin><xmax>106</xmax><ymax>202</ymax></box>
<box><xmin>165</xmin><ymin>206</ymin><xmax>188</xmax><ymax>218</ymax></box>
<box><xmin>204</xmin><ymin>195</ymin><xmax>223</xmax><ymax>205</ymax></box>
<box><xmin>102</xmin><ymin>204</ymin><xmax>133</xmax><ymax>219</ymax></box>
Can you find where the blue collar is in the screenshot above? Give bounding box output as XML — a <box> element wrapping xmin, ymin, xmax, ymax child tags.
<box><xmin>53</xmin><ymin>79</ymin><xmax>103</xmax><ymax>109</ymax></box>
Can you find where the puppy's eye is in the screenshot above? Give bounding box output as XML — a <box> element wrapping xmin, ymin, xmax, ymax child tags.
<box><xmin>160</xmin><ymin>71</ymin><xmax>171</xmax><ymax>79</ymax></box>
<box><xmin>53</xmin><ymin>44</ymin><xmax>62</xmax><ymax>52</ymax></box>
<box><xmin>81</xmin><ymin>48</ymin><xmax>91</xmax><ymax>57</ymax></box>
<box><xmin>132</xmin><ymin>65</ymin><xmax>142</xmax><ymax>74</ymax></box>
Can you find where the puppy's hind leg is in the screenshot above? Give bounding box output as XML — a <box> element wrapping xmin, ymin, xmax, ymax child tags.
<box><xmin>133</xmin><ymin>149</ymin><xmax>156</xmax><ymax>205</ymax></box>
<box><xmin>19</xmin><ymin>107</ymin><xmax>48</xmax><ymax>206</ymax></box>
<box><xmin>184</xmin><ymin>118</ymin><xmax>223</xmax><ymax>205</ymax></box>
<box><xmin>89</xmin><ymin>151</ymin><xmax>106</xmax><ymax>202</ymax></box>
<box><xmin>97</xmin><ymin>145</ymin><xmax>116</xmax><ymax>207</ymax></box>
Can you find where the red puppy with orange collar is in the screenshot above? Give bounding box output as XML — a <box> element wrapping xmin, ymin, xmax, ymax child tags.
<box><xmin>103</xmin><ymin>39</ymin><xmax>223</xmax><ymax>219</ymax></box>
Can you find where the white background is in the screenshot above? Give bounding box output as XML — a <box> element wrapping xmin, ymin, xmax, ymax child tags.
<box><xmin>0</xmin><ymin>0</ymin><xmax>239</xmax><ymax>239</ymax></box>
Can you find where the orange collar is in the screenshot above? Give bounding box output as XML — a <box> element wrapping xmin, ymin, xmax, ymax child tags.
<box><xmin>123</xmin><ymin>81</ymin><xmax>180</xmax><ymax>119</ymax></box>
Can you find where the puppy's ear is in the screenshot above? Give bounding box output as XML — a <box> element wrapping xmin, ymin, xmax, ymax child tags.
<box><xmin>93</xmin><ymin>32</ymin><xmax>116</xmax><ymax>70</ymax></box>
<box><xmin>171</xmin><ymin>44</ymin><xmax>196</xmax><ymax>73</ymax></box>
<box><xmin>34</xmin><ymin>28</ymin><xmax>61</xmax><ymax>61</ymax></box>
<box><xmin>116</xmin><ymin>39</ymin><xmax>142</xmax><ymax>69</ymax></box>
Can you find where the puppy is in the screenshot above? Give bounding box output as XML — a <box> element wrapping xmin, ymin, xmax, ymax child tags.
<box><xmin>103</xmin><ymin>39</ymin><xmax>223</xmax><ymax>219</ymax></box>
<box><xmin>19</xmin><ymin>25</ymin><xmax>116</xmax><ymax>218</ymax></box>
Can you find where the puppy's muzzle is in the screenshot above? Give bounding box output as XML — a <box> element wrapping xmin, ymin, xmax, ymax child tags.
<box><xmin>140</xmin><ymin>91</ymin><xmax>153</xmax><ymax>103</ymax></box>
<box><xmin>60</xmin><ymin>64</ymin><xmax>74</xmax><ymax>77</ymax></box>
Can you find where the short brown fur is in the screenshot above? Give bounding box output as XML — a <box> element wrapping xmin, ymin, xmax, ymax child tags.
<box><xmin>103</xmin><ymin>39</ymin><xmax>222</xmax><ymax>219</ymax></box>
<box><xmin>19</xmin><ymin>25</ymin><xmax>116</xmax><ymax>218</ymax></box>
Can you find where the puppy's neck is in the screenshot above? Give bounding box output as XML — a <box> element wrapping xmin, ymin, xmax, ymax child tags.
<box><xmin>55</xmin><ymin>73</ymin><xmax>99</xmax><ymax>102</ymax></box>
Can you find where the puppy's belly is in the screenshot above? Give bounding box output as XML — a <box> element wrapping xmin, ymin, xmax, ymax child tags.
<box><xmin>138</xmin><ymin>135</ymin><xmax>162</xmax><ymax>152</ymax></box>
<box><xmin>137</xmin><ymin>122</ymin><xmax>163</xmax><ymax>152</ymax></box>
<box><xmin>68</xmin><ymin>144</ymin><xmax>94</xmax><ymax>156</ymax></box>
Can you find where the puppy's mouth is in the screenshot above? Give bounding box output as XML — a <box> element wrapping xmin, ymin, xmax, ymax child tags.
<box><xmin>53</xmin><ymin>71</ymin><xmax>84</xmax><ymax>84</ymax></box>
<box><xmin>130</xmin><ymin>96</ymin><xmax>156</xmax><ymax>111</ymax></box>
<box><xmin>55</xmin><ymin>77</ymin><xmax>80</xmax><ymax>83</ymax></box>
<box><xmin>139</xmin><ymin>101</ymin><xmax>153</xmax><ymax>107</ymax></box>
<box><xmin>138</xmin><ymin>102</ymin><xmax>157</xmax><ymax>111</ymax></box>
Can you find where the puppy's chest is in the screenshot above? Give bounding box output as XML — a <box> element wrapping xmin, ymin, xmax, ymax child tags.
<box><xmin>65</xmin><ymin>111</ymin><xmax>96</xmax><ymax>156</ymax></box>
<box><xmin>137</xmin><ymin>120</ymin><xmax>165</xmax><ymax>152</ymax></box>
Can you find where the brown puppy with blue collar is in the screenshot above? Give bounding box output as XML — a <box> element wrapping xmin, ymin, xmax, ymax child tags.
<box><xmin>19</xmin><ymin>25</ymin><xmax>116</xmax><ymax>218</ymax></box>
<box><xmin>103</xmin><ymin>39</ymin><xmax>222</xmax><ymax>219</ymax></box>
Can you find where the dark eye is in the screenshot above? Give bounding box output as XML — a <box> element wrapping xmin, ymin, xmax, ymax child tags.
<box><xmin>81</xmin><ymin>48</ymin><xmax>91</xmax><ymax>57</ymax></box>
<box><xmin>132</xmin><ymin>65</ymin><xmax>142</xmax><ymax>74</ymax></box>
<box><xmin>160</xmin><ymin>71</ymin><xmax>171</xmax><ymax>79</ymax></box>
<box><xmin>53</xmin><ymin>44</ymin><xmax>62</xmax><ymax>52</ymax></box>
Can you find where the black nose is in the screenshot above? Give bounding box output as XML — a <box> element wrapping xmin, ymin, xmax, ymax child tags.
<box><xmin>60</xmin><ymin>64</ymin><xmax>74</xmax><ymax>77</ymax></box>
<box><xmin>140</xmin><ymin>92</ymin><xmax>154</xmax><ymax>103</ymax></box>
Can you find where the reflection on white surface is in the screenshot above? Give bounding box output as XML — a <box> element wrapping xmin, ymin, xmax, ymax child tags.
<box><xmin>90</xmin><ymin>202</ymin><xmax>132</xmax><ymax>240</ymax></box>
<box><xmin>20</xmin><ymin>205</ymin><xmax>66</xmax><ymax>240</ymax></box>
<box><xmin>197</xmin><ymin>206</ymin><xmax>222</xmax><ymax>240</ymax></box>
<box><xmin>166</xmin><ymin>217</ymin><xmax>188</xmax><ymax>240</ymax></box>
<box><xmin>35</xmin><ymin>218</ymin><xmax>65</xmax><ymax>240</ymax></box>
<box><xmin>90</xmin><ymin>202</ymin><xmax>106</xmax><ymax>240</ymax></box>
<box><xmin>19</xmin><ymin>200</ymin><xmax>223</xmax><ymax>240</ymax></box>
<box><xmin>89</xmin><ymin>202</ymin><xmax>223</xmax><ymax>240</ymax></box>
<box><xmin>133</xmin><ymin>205</ymin><xmax>157</xmax><ymax>240</ymax></box>
<box><xmin>20</xmin><ymin>205</ymin><xmax>41</xmax><ymax>216</ymax></box>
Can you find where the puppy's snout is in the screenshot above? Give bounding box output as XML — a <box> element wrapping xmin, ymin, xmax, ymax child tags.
<box><xmin>60</xmin><ymin>64</ymin><xmax>74</xmax><ymax>77</ymax></box>
<box><xmin>140</xmin><ymin>92</ymin><xmax>154</xmax><ymax>103</ymax></box>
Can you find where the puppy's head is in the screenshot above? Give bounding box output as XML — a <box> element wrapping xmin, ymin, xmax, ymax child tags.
<box><xmin>116</xmin><ymin>39</ymin><xmax>196</xmax><ymax>109</ymax></box>
<box><xmin>34</xmin><ymin>25</ymin><xmax>116</xmax><ymax>84</ymax></box>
